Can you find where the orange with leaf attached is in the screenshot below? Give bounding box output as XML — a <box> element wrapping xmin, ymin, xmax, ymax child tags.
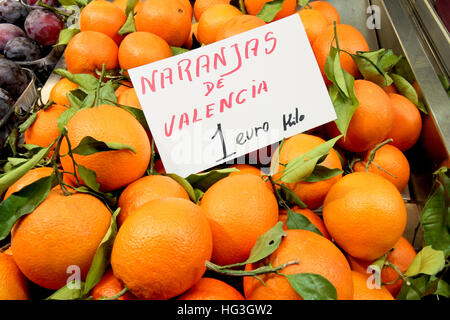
<box><xmin>59</xmin><ymin>105</ymin><xmax>151</xmax><ymax>192</ymax></box>
<box><xmin>271</xmin><ymin>133</ymin><xmax>343</xmax><ymax>210</ymax></box>
<box><xmin>244</xmin><ymin>229</ymin><xmax>354</xmax><ymax>300</ymax></box>
<box><xmin>353</xmin><ymin>144</ymin><xmax>410</xmax><ymax>192</ymax></box>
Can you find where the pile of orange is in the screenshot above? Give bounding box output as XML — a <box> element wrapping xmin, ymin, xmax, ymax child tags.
<box><xmin>0</xmin><ymin>0</ymin><xmax>429</xmax><ymax>302</ymax></box>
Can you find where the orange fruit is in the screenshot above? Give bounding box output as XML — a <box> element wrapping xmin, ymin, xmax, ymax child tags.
<box><xmin>91</xmin><ymin>269</ymin><xmax>137</xmax><ymax>300</ymax></box>
<box><xmin>24</xmin><ymin>104</ymin><xmax>67</xmax><ymax>149</ymax></box>
<box><xmin>200</xmin><ymin>174</ymin><xmax>278</xmax><ymax>266</ymax></box>
<box><xmin>134</xmin><ymin>0</ymin><xmax>192</xmax><ymax>47</ymax></box>
<box><xmin>228</xmin><ymin>164</ymin><xmax>272</xmax><ymax>191</ymax></box>
<box><xmin>49</xmin><ymin>78</ymin><xmax>79</xmax><ymax>107</ymax></box>
<box><xmin>0</xmin><ymin>252</ymin><xmax>29</xmax><ymax>300</ymax></box>
<box><xmin>244</xmin><ymin>229</ymin><xmax>354</xmax><ymax>300</ymax></box>
<box><xmin>11</xmin><ymin>188</ymin><xmax>111</xmax><ymax>290</ymax></box>
<box><xmin>353</xmin><ymin>144</ymin><xmax>410</xmax><ymax>192</ymax></box>
<box><xmin>308</xmin><ymin>1</ymin><xmax>341</xmax><ymax>25</ymax></box>
<box><xmin>326</xmin><ymin>80</ymin><xmax>394</xmax><ymax>153</ymax></box>
<box><xmin>111</xmin><ymin>198</ymin><xmax>213</xmax><ymax>300</ymax></box>
<box><xmin>184</xmin><ymin>22</ymin><xmax>199</xmax><ymax>49</ymax></box>
<box><xmin>177</xmin><ymin>277</ymin><xmax>245</xmax><ymax>300</ymax></box>
<box><xmin>386</xmin><ymin>93</ymin><xmax>423</xmax><ymax>151</ymax></box>
<box><xmin>4</xmin><ymin>167</ymin><xmax>73</xmax><ymax>200</ymax></box>
<box><xmin>271</xmin><ymin>133</ymin><xmax>343</xmax><ymax>210</ymax></box>
<box><xmin>2</xmin><ymin>248</ymin><xmax>12</xmax><ymax>255</ymax></box>
<box><xmin>383</xmin><ymin>84</ymin><xmax>398</xmax><ymax>94</ymax></box>
<box><xmin>117</xmin><ymin>175</ymin><xmax>190</xmax><ymax>226</ymax></box>
<box><xmin>244</xmin><ymin>0</ymin><xmax>297</xmax><ymax>21</ymax></box>
<box><xmin>197</xmin><ymin>4</ymin><xmax>243</xmax><ymax>45</ymax></box>
<box><xmin>194</xmin><ymin>0</ymin><xmax>230</xmax><ymax>21</ymax></box>
<box><xmin>351</xmin><ymin>271</ymin><xmax>394</xmax><ymax>300</ymax></box>
<box><xmin>348</xmin><ymin>236</ymin><xmax>416</xmax><ymax>298</ymax></box>
<box><xmin>215</xmin><ymin>15</ymin><xmax>266</xmax><ymax>41</ymax></box>
<box><xmin>112</xmin><ymin>0</ymin><xmax>127</xmax><ymax>12</ymax></box>
<box><xmin>60</xmin><ymin>105</ymin><xmax>151</xmax><ymax>192</ymax></box>
<box><xmin>118</xmin><ymin>32</ymin><xmax>172</xmax><ymax>72</ymax></box>
<box><xmin>79</xmin><ymin>0</ymin><xmax>127</xmax><ymax>44</ymax></box>
<box><xmin>115</xmin><ymin>81</ymin><xmax>132</xmax><ymax>99</ymax></box>
<box><xmin>323</xmin><ymin>172</ymin><xmax>407</xmax><ymax>261</ymax></box>
<box><xmin>278</xmin><ymin>207</ymin><xmax>331</xmax><ymax>240</ymax></box>
<box><xmin>117</xmin><ymin>87</ymin><xmax>142</xmax><ymax>110</ymax></box>
<box><xmin>65</xmin><ymin>31</ymin><xmax>119</xmax><ymax>74</ymax></box>
<box><xmin>312</xmin><ymin>24</ymin><xmax>369</xmax><ymax>81</ymax></box>
<box><xmin>179</xmin><ymin>0</ymin><xmax>193</xmax><ymax>19</ymax></box>
<box><xmin>298</xmin><ymin>8</ymin><xmax>329</xmax><ymax>44</ymax></box>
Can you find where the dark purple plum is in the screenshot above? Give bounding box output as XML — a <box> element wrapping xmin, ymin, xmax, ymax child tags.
<box><xmin>26</xmin><ymin>0</ymin><xmax>59</xmax><ymax>6</ymax></box>
<box><xmin>0</xmin><ymin>58</ymin><xmax>28</xmax><ymax>99</ymax></box>
<box><xmin>0</xmin><ymin>87</ymin><xmax>14</xmax><ymax>119</ymax></box>
<box><xmin>0</xmin><ymin>0</ymin><xmax>28</xmax><ymax>26</ymax></box>
<box><xmin>0</xmin><ymin>23</ymin><xmax>25</xmax><ymax>52</ymax></box>
<box><xmin>24</xmin><ymin>9</ymin><xmax>63</xmax><ymax>46</ymax></box>
<box><xmin>4</xmin><ymin>37</ymin><xmax>41</xmax><ymax>61</ymax></box>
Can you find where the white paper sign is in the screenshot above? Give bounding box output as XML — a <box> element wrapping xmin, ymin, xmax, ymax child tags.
<box><xmin>128</xmin><ymin>14</ymin><xmax>336</xmax><ymax>177</ymax></box>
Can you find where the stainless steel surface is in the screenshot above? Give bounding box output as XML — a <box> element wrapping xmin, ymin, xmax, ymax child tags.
<box><xmin>376</xmin><ymin>0</ymin><xmax>450</xmax><ymax>159</ymax></box>
<box><xmin>409</xmin><ymin>0</ymin><xmax>450</xmax><ymax>77</ymax></box>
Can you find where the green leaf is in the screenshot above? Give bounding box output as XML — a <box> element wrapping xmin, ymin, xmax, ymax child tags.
<box><xmin>404</xmin><ymin>246</ymin><xmax>445</xmax><ymax>277</ymax></box>
<box><xmin>82</xmin><ymin>208</ymin><xmax>120</xmax><ymax>296</ymax></box>
<box><xmin>420</xmin><ymin>174</ymin><xmax>450</xmax><ymax>258</ymax></box>
<box><xmin>390</xmin><ymin>73</ymin><xmax>420</xmax><ymax>106</ymax></box>
<box><xmin>0</xmin><ymin>175</ymin><xmax>55</xmax><ymax>241</ymax></box>
<box><xmin>378</xmin><ymin>49</ymin><xmax>402</xmax><ymax>72</ymax></box>
<box><xmin>256</xmin><ymin>0</ymin><xmax>285</xmax><ymax>22</ymax></box>
<box><xmin>394</xmin><ymin>57</ymin><xmax>416</xmax><ymax>84</ymax></box>
<box><xmin>280</xmin><ymin>135</ymin><xmax>342</xmax><ymax>183</ymax></box>
<box><xmin>46</xmin><ymin>281</ymin><xmax>84</xmax><ymax>300</ymax></box>
<box><xmin>125</xmin><ymin>0</ymin><xmax>139</xmax><ymax>15</ymax></box>
<box><xmin>244</xmin><ymin>221</ymin><xmax>286</xmax><ymax>265</ymax></box>
<box><xmin>329</xmin><ymin>81</ymin><xmax>359</xmax><ymax>138</ymax></box>
<box><xmin>435</xmin><ymin>279</ymin><xmax>450</xmax><ymax>298</ymax></box>
<box><xmin>218</xmin><ymin>222</ymin><xmax>286</xmax><ymax>269</ymax></box>
<box><xmin>57</xmin><ymin>0</ymin><xmax>77</xmax><ymax>6</ymax></box>
<box><xmin>194</xmin><ymin>188</ymin><xmax>204</xmax><ymax>204</ymax></box>
<box><xmin>118</xmin><ymin>105</ymin><xmax>150</xmax><ymax>131</ymax></box>
<box><xmin>97</xmin><ymin>81</ymin><xmax>117</xmax><ymax>106</ymax></box>
<box><xmin>397</xmin><ymin>275</ymin><xmax>428</xmax><ymax>300</ymax></box>
<box><xmin>331</xmin><ymin>48</ymin><xmax>349</xmax><ymax>97</ymax></box>
<box><xmin>279</xmin><ymin>184</ymin><xmax>307</xmax><ymax>209</ymax></box>
<box><xmin>286</xmin><ymin>209</ymin><xmax>323</xmax><ymax>236</ymax></box>
<box><xmin>71</xmin><ymin>136</ymin><xmax>136</xmax><ymax>156</ymax></box>
<box><xmin>302</xmin><ymin>166</ymin><xmax>343</xmax><ymax>182</ymax></box>
<box><xmin>118</xmin><ymin>11</ymin><xmax>136</xmax><ymax>36</ymax></box>
<box><xmin>57</xmin><ymin>107</ymin><xmax>79</xmax><ymax>133</ymax></box>
<box><xmin>0</xmin><ymin>144</ymin><xmax>54</xmax><ymax>195</ymax></box>
<box><xmin>56</xmin><ymin>27</ymin><xmax>80</xmax><ymax>46</ymax></box>
<box><xmin>18</xmin><ymin>113</ymin><xmax>37</xmax><ymax>134</ymax></box>
<box><xmin>185</xmin><ymin>168</ymin><xmax>239</xmax><ymax>191</ymax></box>
<box><xmin>171</xmin><ymin>46</ymin><xmax>189</xmax><ymax>56</ymax></box>
<box><xmin>77</xmin><ymin>164</ymin><xmax>100</xmax><ymax>192</ymax></box>
<box><xmin>165</xmin><ymin>173</ymin><xmax>197</xmax><ymax>203</ymax></box>
<box><xmin>352</xmin><ymin>49</ymin><xmax>394</xmax><ymax>87</ymax></box>
<box><xmin>53</xmin><ymin>69</ymin><xmax>99</xmax><ymax>93</ymax></box>
<box><xmin>285</xmin><ymin>273</ymin><xmax>338</xmax><ymax>300</ymax></box>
